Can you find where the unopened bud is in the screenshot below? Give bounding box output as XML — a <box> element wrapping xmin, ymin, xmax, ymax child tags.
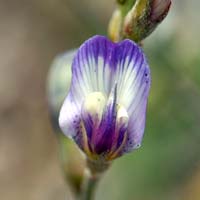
<box><xmin>123</xmin><ymin>0</ymin><xmax>171</xmax><ymax>42</ymax></box>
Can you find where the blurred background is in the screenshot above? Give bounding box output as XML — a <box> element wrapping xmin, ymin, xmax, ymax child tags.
<box><xmin>0</xmin><ymin>0</ymin><xmax>200</xmax><ymax>200</ymax></box>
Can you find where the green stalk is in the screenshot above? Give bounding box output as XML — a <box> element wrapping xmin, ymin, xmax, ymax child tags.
<box><xmin>80</xmin><ymin>170</ymin><xmax>99</xmax><ymax>200</ymax></box>
<box><xmin>117</xmin><ymin>0</ymin><xmax>137</xmax><ymax>17</ymax></box>
<box><xmin>79</xmin><ymin>159</ymin><xmax>110</xmax><ymax>200</ymax></box>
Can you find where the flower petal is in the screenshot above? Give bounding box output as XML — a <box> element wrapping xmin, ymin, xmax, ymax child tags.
<box><xmin>59</xmin><ymin>36</ymin><xmax>116</xmax><ymax>138</ymax></box>
<box><xmin>59</xmin><ymin>93</ymin><xmax>81</xmax><ymax>138</ymax></box>
<box><xmin>71</xmin><ymin>36</ymin><xmax>116</xmax><ymax>100</ymax></box>
<box><xmin>112</xmin><ymin>41</ymin><xmax>150</xmax><ymax>153</ymax></box>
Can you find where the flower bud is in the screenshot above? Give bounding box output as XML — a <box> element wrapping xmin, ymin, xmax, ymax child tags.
<box><xmin>47</xmin><ymin>50</ymin><xmax>85</xmax><ymax>193</ymax></box>
<box><xmin>123</xmin><ymin>0</ymin><xmax>172</xmax><ymax>42</ymax></box>
<box><xmin>47</xmin><ymin>50</ymin><xmax>75</xmax><ymax>128</ymax></box>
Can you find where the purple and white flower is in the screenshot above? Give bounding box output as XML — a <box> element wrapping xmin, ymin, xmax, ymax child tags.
<box><xmin>59</xmin><ymin>35</ymin><xmax>151</xmax><ymax>161</ymax></box>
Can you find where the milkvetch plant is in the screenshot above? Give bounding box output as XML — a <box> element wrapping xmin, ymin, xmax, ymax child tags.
<box><xmin>47</xmin><ymin>0</ymin><xmax>172</xmax><ymax>199</ymax></box>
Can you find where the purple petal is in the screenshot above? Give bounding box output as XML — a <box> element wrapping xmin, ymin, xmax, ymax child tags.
<box><xmin>91</xmin><ymin>85</ymin><xmax>118</xmax><ymax>154</ymax></box>
<box><xmin>112</xmin><ymin>41</ymin><xmax>150</xmax><ymax>153</ymax></box>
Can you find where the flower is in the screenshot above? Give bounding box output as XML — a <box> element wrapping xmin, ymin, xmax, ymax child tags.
<box><xmin>59</xmin><ymin>35</ymin><xmax>150</xmax><ymax>162</ymax></box>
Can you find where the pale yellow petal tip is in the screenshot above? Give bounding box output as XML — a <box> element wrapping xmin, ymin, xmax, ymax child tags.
<box><xmin>83</xmin><ymin>92</ymin><xmax>106</xmax><ymax>119</ymax></box>
<box><xmin>117</xmin><ymin>105</ymin><xmax>129</xmax><ymax>124</ymax></box>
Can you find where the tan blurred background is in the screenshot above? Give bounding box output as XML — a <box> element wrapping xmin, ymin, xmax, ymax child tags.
<box><xmin>0</xmin><ymin>0</ymin><xmax>200</xmax><ymax>200</ymax></box>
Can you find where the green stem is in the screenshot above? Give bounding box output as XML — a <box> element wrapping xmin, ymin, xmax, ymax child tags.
<box><xmin>80</xmin><ymin>159</ymin><xmax>110</xmax><ymax>200</ymax></box>
<box><xmin>80</xmin><ymin>170</ymin><xmax>99</xmax><ymax>200</ymax></box>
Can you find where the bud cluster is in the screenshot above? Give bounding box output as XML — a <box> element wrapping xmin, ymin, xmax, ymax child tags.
<box><xmin>109</xmin><ymin>0</ymin><xmax>172</xmax><ymax>42</ymax></box>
